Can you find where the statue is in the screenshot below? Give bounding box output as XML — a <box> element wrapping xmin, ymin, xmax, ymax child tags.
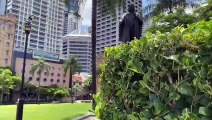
<box><xmin>119</xmin><ymin>4</ymin><xmax>143</xmax><ymax>43</ymax></box>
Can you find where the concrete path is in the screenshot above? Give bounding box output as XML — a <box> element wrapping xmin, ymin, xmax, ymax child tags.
<box><xmin>73</xmin><ymin>115</ymin><xmax>97</xmax><ymax>120</ymax></box>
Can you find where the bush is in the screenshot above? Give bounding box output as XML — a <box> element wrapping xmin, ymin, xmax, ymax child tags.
<box><xmin>39</xmin><ymin>86</ymin><xmax>70</xmax><ymax>100</ymax></box>
<box><xmin>54</xmin><ymin>87</ymin><xmax>70</xmax><ymax>100</ymax></box>
<box><xmin>94</xmin><ymin>20</ymin><xmax>212</xmax><ymax>119</ymax></box>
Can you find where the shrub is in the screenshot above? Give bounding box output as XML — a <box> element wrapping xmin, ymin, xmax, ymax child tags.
<box><xmin>94</xmin><ymin>20</ymin><xmax>212</xmax><ymax>119</ymax></box>
<box><xmin>54</xmin><ymin>87</ymin><xmax>70</xmax><ymax>100</ymax></box>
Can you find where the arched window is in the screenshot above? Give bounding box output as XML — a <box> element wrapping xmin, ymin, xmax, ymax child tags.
<box><xmin>57</xmin><ymin>79</ymin><xmax>60</xmax><ymax>83</ymax></box>
<box><xmin>29</xmin><ymin>77</ymin><xmax>33</xmax><ymax>81</ymax></box>
<box><xmin>63</xmin><ymin>80</ymin><xmax>66</xmax><ymax>83</ymax></box>
<box><xmin>43</xmin><ymin>78</ymin><xmax>47</xmax><ymax>82</ymax></box>
<box><xmin>57</xmin><ymin>73</ymin><xmax>60</xmax><ymax>77</ymax></box>
<box><xmin>50</xmin><ymin>79</ymin><xmax>54</xmax><ymax>83</ymax></box>
<box><xmin>44</xmin><ymin>72</ymin><xmax>48</xmax><ymax>76</ymax></box>
<box><xmin>36</xmin><ymin>78</ymin><xmax>40</xmax><ymax>81</ymax></box>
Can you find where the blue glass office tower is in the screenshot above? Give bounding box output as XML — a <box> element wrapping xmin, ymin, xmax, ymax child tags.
<box><xmin>69</xmin><ymin>0</ymin><xmax>78</xmax><ymax>11</ymax></box>
<box><xmin>63</xmin><ymin>0</ymin><xmax>79</xmax><ymax>35</ymax></box>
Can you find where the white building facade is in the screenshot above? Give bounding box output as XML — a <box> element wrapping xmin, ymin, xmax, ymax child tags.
<box><xmin>96</xmin><ymin>0</ymin><xmax>142</xmax><ymax>54</ymax></box>
<box><xmin>7</xmin><ymin>0</ymin><xmax>64</xmax><ymax>54</ymax></box>
<box><xmin>62</xmin><ymin>32</ymin><xmax>91</xmax><ymax>73</ymax></box>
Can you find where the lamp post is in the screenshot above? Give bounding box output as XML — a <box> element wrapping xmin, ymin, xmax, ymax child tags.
<box><xmin>16</xmin><ymin>15</ymin><xmax>34</xmax><ymax>120</ymax></box>
<box><xmin>91</xmin><ymin>0</ymin><xmax>97</xmax><ymax>110</ymax></box>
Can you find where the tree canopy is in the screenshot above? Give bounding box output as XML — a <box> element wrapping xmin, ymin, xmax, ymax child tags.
<box><xmin>63</xmin><ymin>56</ymin><xmax>81</xmax><ymax>75</ymax></box>
<box><xmin>31</xmin><ymin>57</ymin><xmax>50</xmax><ymax>77</ymax></box>
<box><xmin>143</xmin><ymin>0</ymin><xmax>201</xmax><ymax>18</ymax></box>
<box><xmin>0</xmin><ymin>69</ymin><xmax>21</xmax><ymax>104</ymax></box>
<box><xmin>147</xmin><ymin>8</ymin><xmax>197</xmax><ymax>33</ymax></box>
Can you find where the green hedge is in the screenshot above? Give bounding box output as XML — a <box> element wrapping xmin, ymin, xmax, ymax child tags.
<box><xmin>94</xmin><ymin>20</ymin><xmax>212</xmax><ymax>120</ymax></box>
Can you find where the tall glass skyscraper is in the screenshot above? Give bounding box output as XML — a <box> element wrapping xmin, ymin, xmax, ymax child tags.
<box><xmin>96</xmin><ymin>0</ymin><xmax>142</xmax><ymax>54</ymax></box>
<box><xmin>63</xmin><ymin>0</ymin><xmax>86</xmax><ymax>35</ymax></box>
<box><xmin>69</xmin><ymin>0</ymin><xmax>78</xmax><ymax>11</ymax></box>
<box><xmin>141</xmin><ymin>0</ymin><xmax>204</xmax><ymax>34</ymax></box>
<box><xmin>7</xmin><ymin>0</ymin><xmax>64</xmax><ymax>54</ymax></box>
<box><xmin>0</xmin><ymin>0</ymin><xmax>7</xmax><ymax>15</ymax></box>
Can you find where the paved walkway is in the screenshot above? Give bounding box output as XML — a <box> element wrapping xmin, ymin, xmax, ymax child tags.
<box><xmin>73</xmin><ymin>115</ymin><xmax>97</xmax><ymax>120</ymax></box>
<box><xmin>80</xmin><ymin>116</ymin><xmax>96</xmax><ymax>120</ymax></box>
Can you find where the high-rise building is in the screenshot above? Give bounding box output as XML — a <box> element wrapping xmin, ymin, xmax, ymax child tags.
<box><xmin>96</xmin><ymin>0</ymin><xmax>142</xmax><ymax>54</ymax></box>
<box><xmin>0</xmin><ymin>14</ymin><xmax>17</xmax><ymax>67</ymax></box>
<box><xmin>63</xmin><ymin>0</ymin><xmax>86</xmax><ymax>35</ymax></box>
<box><xmin>7</xmin><ymin>0</ymin><xmax>64</xmax><ymax>54</ymax></box>
<box><xmin>0</xmin><ymin>0</ymin><xmax>7</xmax><ymax>15</ymax></box>
<box><xmin>142</xmin><ymin>0</ymin><xmax>205</xmax><ymax>34</ymax></box>
<box><xmin>69</xmin><ymin>0</ymin><xmax>78</xmax><ymax>11</ymax></box>
<box><xmin>67</xmin><ymin>11</ymin><xmax>82</xmax><ymax>34</ymax></box>
<box><xmin>142</xmin><ymin>0</ymin><xmax>155</xmax><ymax>35</ymax></box>
<box><xmin>62</xmin><ymin>31</ymin><xmax>91</xmax><ymax>73</ymax></box>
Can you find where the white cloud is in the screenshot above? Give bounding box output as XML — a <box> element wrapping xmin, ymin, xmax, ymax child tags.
<box><xmin>81</xmin><ymin>0</ymin><xmax>92</xmax><ymax>26</ymax></box>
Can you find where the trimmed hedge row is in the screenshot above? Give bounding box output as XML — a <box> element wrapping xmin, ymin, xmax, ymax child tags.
<box><xmin>95</xmin><ymin>20</ymin><xmax>212</xmax><ymax>120</ymax></box>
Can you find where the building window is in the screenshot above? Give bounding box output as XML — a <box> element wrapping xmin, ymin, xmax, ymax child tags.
<box><xmin>43</xmin><ymin>78</ymin><xmax>47</xmax><ymax>82</ymax></box>
<box><xmin>50</xmin><ymin>79</ymin><xmax>54</xmax><ymax>82</ymax></box>
<box><xmin>8</xmin><ymin>34</ymin><xmax>10</xmax><ymax>39</ymax></box>
<box><xmin>57</xmin><ymin>79</ymin><xmax>60</xmax><ymax>83</ymax></box>
<box><xmin>5</xmin><ymin>59</ymin><xmax>8</xmax><ymax>64</ymax></box>
<box><xmin>36</xmin><ymin>78</ymin><xmax>40</xmax><ymax>81</ymax></box>
<box><xmin>6</xmin><ymin>50</ymin><xmax>9</xmax><ymax>56</ymax></box>
<box><xmin>63</xmin><ymin>80</ymin><xmax>66</xmax><ymax>83</ymax></box>
<box><xmin>6</xmin><ymin>42</ymin><xmax>10</xmax><ymax>47</ymax></box>
<box><xmin>44</xmin><ymin>72</ymin><xmax>48</xmax><ymax>76</ymax></box>
<box><xmin>29</xmin><ymin>77</ymin><xmax>33</xmax><ymax>81</ymax></box>
<box><xmin>57</xmin><ymin>73</ymin><xmax>60</xmax><ymax>77</ymax></box>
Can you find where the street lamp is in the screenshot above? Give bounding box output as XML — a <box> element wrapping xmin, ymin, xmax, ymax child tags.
<box><xmin>91</xmin><ymin>0</ymin><xmax>97</xmax><ymax>110</ymax></box>
<box><xmin>16</xmin><ymin>15</ymin><xmax>34</xmax><ymax>120</ymax></box>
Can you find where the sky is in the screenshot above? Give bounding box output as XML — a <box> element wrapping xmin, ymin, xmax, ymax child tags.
<box><xmin>81</xmin><ymin>0</ymin><xmax>92</xmax><ymax>26</ymax></box>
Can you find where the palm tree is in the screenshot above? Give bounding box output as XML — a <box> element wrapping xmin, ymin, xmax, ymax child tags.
<box><xmin>63</xmin><ymin>56</ymin><xmax>81</xmax><ymax>103</ymax></box>
<box><xmin>31</xmin><ymin>57</ymin><xmax>50</xmax><ymax>104</ymax></box>
<box><xmin>143</xmin><ymin>0</ymin><xmax>201</xmax><ymax>18</ymax></box>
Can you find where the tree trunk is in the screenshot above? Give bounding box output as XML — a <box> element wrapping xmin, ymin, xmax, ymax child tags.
<box><xmin>69</xmin><ymin>68</ymin><xmax>73</xmax><ymax>103</ymax></box>
<box><xmin>1</xmin><ymin>75</ymin><xmax>5</xmax><ymax>105</ymax></box>
<box><xmin>1</xmin><ymin>91</ymin><xmax>3</xmax><ymax>105</ymax></box>
<box><xmin>38</xmin><ymin>71</ymin><xmax>41</xmax><ymax>105</ymax></box>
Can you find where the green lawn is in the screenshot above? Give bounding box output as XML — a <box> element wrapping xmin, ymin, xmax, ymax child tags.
<box><xmin>0</xmin><ymin>103</ymin><xmax>91</xmax><ymax>120</ymax></box>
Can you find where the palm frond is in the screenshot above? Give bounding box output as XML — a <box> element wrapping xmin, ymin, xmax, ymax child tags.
<box><xmin>31</xmin><ymin>57</ymin><xmax>50</xmax><ymax>77</ymax></box>
<box><xmin>63</xmin><ymin>55</ymin><xmax>81</xmax><ymax>75</ymax></box>
<box><xmin>31</xmin><ymin>64</ymin><xmax>39</xmax><ymax>77</ymax></box>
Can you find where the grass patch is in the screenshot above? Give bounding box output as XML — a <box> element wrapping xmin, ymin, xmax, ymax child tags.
<box><xmin>0</xmin><ymin>103</ymin><xmax>91</xmax><ymax>120</ymax></box>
